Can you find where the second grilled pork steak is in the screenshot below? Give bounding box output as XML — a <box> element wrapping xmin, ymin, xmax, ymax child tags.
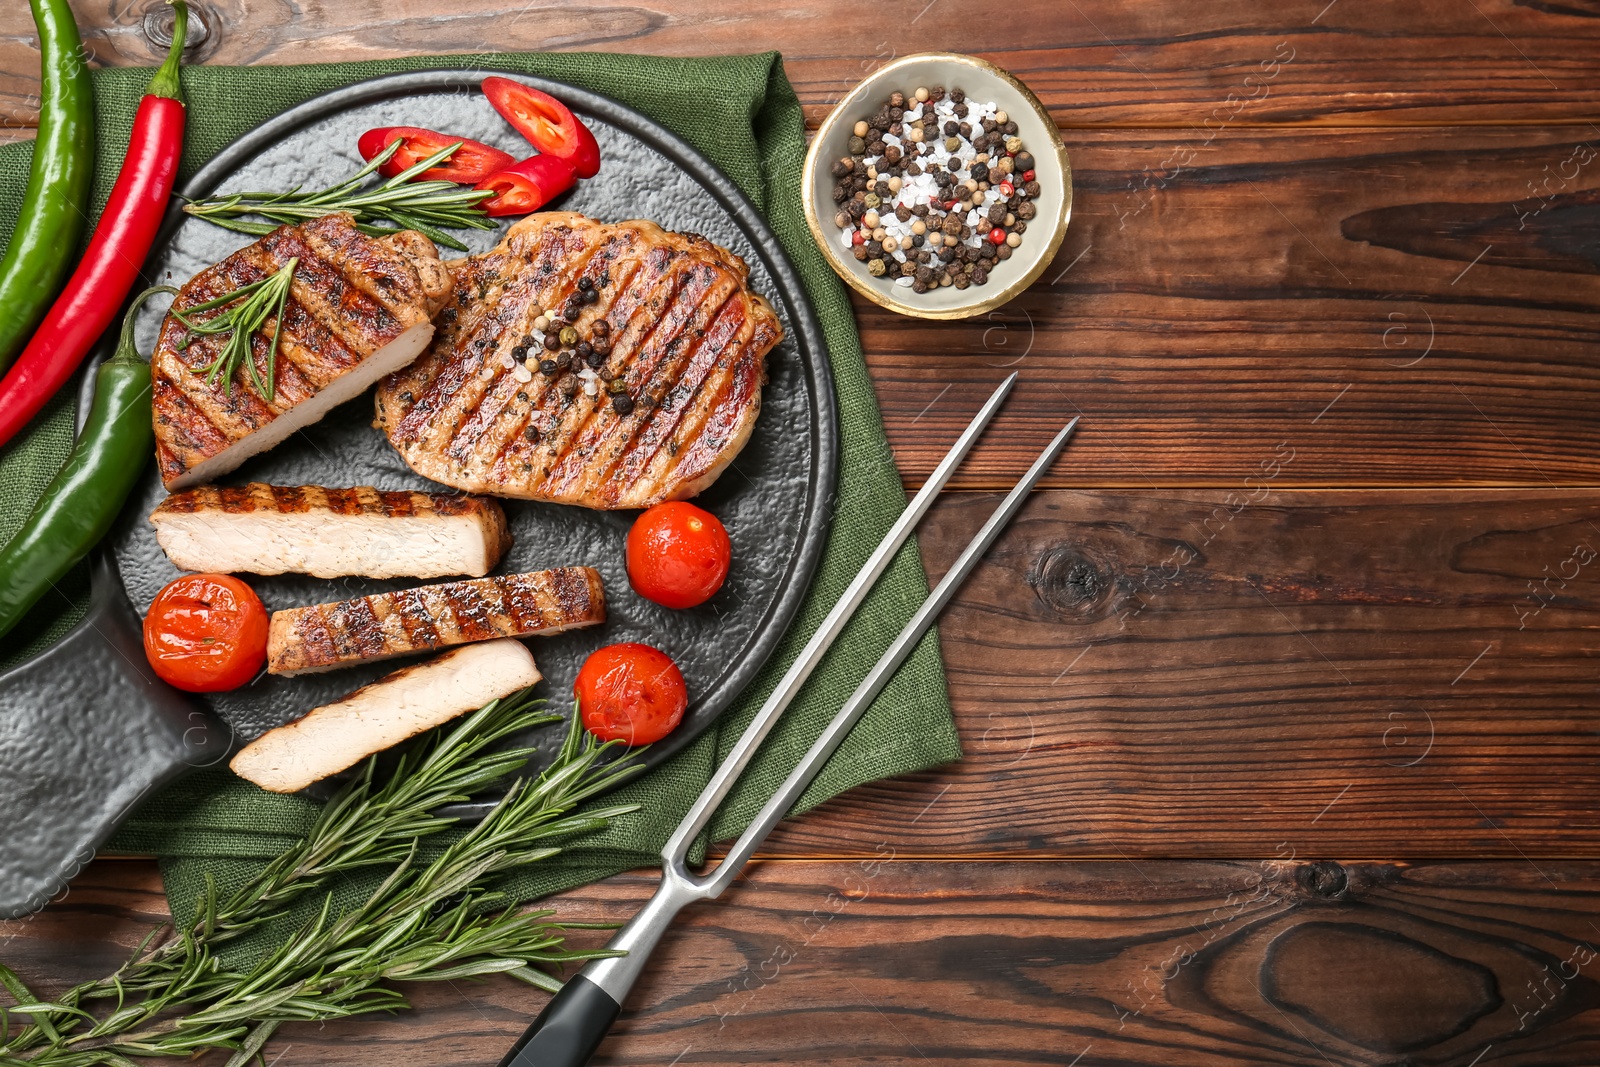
<box><xmin>154</xmin><ymin>214</ymin><xmax>452</xmax><ymax>490</ymax></box>
<box><xmin>266</xmin><ymin>566</ymin><xmax>605</xmax><ymax>676</ymax></box>
<box><xmin>374</xmin><ymin>213</ymin><xmax>781</xmax><ymax>510</ymax></box>
<box><xmin>232</xmin><ymin>640</ymin><xmax>541</xmax><ymax>793</ymax></box>
<box><xmin>149</xmin><ymin>484</ymin><xmax>511</xmax><ymax>579</ymax></box>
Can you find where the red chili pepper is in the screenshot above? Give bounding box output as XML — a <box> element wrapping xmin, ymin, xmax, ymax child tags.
<box><xmin>473</xmin><ymin>154</ymin><xmax>578</xmax><ymax>217</ymax></box>
<box><xmin>999</xmin><ymin>181</ymin><xmax>1015</xmax><ymax>198</ymax></box>
<box><xmin>482</xmin><ymin>77</ymin><xmax>601</xmax><ymax>179</ymax></box>
<box><xmin>0</xmin><ymin>2</ymin><xmax>189</xmax><ymax>450</ymax></box>
<box><xmin>356</xmin><ymin>125</ymin><xmax>514</xmax><ymax>183</ymax></box>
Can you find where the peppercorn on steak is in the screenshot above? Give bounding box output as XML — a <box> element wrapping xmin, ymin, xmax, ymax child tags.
<box><xmin>373</xmin><ymin>212</ymin><xmax>782</xmax><ymax>510</ymax></box>
<box><xmin>153</xmin><ymin>213</ymin><xmax>452</xmax><ymax>490</ymax></box>
<box><xmin>266</xmin><ymin>566</ymin><xmax>606</xmax><ymax>676</ymax></box>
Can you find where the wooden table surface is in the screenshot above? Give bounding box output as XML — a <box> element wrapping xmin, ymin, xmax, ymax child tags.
<box><xmin>5</xmin><ymin>2</ymin><xmax>1600</xmax><ymax>1064</ymax></box>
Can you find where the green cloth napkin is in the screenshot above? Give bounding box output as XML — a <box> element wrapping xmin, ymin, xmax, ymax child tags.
<box><xmin>0</xmin><ymin>51</ymin><xmax>958</xmax><ymax>923</ymax></box>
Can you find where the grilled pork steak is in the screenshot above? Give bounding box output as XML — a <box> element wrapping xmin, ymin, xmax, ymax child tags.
<box><xmin>266</xmin><ymin>566</ymin><xmax>605</xmax><ymax>676</ymax></box>
<box><xmin>374</xmin><ymin>213</ymin><xmax>781</xmax><ymax>509</ymax></box>
<box><xmin>231</xmin><ymin>639</ymin><xmax>541</xmax><ymax>793</ymax></box>
<box><xmin>153</xmin><ymin>214</ymin><xmax>452</xmax><ymax>490</ymax></box>
<box><xmin>149</xmin><ymin>483</ymin><xmax>510</xmax><ymax>579</ymax></box>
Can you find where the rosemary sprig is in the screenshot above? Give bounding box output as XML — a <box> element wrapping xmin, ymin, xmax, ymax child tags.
<box><xmin>0</xmin><ymin>695</ymin><xmax>643</xmax><ymax>1067</ymax></box>
<box><xmin>171</xmin><ymin>258</ymin><xmax>298</xmax><ymax>402</ymax></box>
<box><xmin>183</xmin><ymin>141</ymin><xmax>498</xmax><ymax>251</ymax></box>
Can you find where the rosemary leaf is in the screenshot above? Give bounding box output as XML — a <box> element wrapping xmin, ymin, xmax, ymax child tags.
<box><xmin>171</xmin><ymin>258</ymin><xmax>299</xmax><ymax>402</ymax></box>
<box><xmin>184</xmin><ymin>141</ymin><xmax>496</xmax><ymax>250</ymax></box>
<box><xmin>0</xmin><ymin>696</ymin><xmax>643</xmax><ymax>1067</ymax></box>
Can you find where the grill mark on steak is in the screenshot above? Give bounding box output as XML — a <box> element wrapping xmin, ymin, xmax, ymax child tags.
<box><xmin>671</xmin><ymin>303</ymin><xmax>775</xmax><ymax>487</ymax></box>
<box><xmin>545</xmin><ymin>268</ymin><xmax>736</xmax><ymax>503</ymax></box>
<box><xmin>533</xmin><ymin>246</ymin><xmax>691</xmax><ymax>499</ymax></box>
<box><xmin>267</xmin><ymin>567</ymin><xmax>604</xmax><ymax>674</ymax></box>
<box><xmin>375</xmin><ymin>213</ymin><xmax>779</xmax><ymax>508</ymax></box>
<box><xmin>153</xmin><ymin>214</ymin><xmax>448</xmax><ymax>489</ymax></box>
<box><xmin>603</xmin><ymin>293</ymin><xmax>748</xmax><ymax>504</ymax></box>
<box><xmin>390</xmin><ymin>586</ymin><xmax>443</xmax><ymax>650</ymax></box>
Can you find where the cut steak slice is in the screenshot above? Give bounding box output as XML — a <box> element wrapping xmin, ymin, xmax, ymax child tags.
<box><xmin>149</xmin><ymin>483</ymin><xmax>511</xmax><ymax>579</ymax></box>
<box><xmin>266</xmin><ymin>566</ymin><xmax>605</xmax><ymax>676</ymax></box>
<box><xmin>374</xmin><ymin>212</ymin><xmax>780</xmax><ymax>510</ymax></box>
<box><xmin>231</xmin><ymin>639</ymin><xmax>541</xmax><ymax>793</ymax></box>
<box><xmin>154</xmin><ymin>214</ymin><xmax>452</xmax><ymax>490</ymax></box>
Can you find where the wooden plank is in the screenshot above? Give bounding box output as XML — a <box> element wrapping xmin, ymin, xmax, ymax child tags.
<box><xmin>3</xmin><ymin>0</ymin><xmax>1600</xmax><ymax>129</ymax></box>
<box><xmin>866</xmin><ymin>124</ymin><xmax>1600</xmax><ymax>489</ymax></box>
<box><xmin>7</xmin><ymin>121</ymin><xmax>1593</xmax><ymax>489</ymax></box>
<box><xmin>8</xmin><ymin>858</ymin><xmax>1600</xmax><ymax>1065</ymax></box>
<box><xmin>758</xmin><ymin>488</ymin><xmax>1600</xmax><ymax>859</ymax></box>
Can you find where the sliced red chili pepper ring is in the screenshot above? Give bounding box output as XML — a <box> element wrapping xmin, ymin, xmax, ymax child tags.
<box><xmin>481</xmin><ymin>77</ymin><xmax>601</xmax><ymax>179</ymax></box>
<box><xmin>473</xmin><ymin>154</ymin><xmax>577</xmax><ymax>217</ymax></box>
<box><xmin>356</xmin><ymin>125</ymin><xmax>515</xmax><ymax>184</ymax></box>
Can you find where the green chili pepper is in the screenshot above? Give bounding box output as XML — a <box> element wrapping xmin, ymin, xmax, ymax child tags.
<box><xmin>0</xmin><ymin>0</ymin><xmax>95</xmax><ymax>374</ymax></box>
<box><xmin>0</xmin><ymin>287</ymin><xmax>174</xmax><ymax>642</ymax></box>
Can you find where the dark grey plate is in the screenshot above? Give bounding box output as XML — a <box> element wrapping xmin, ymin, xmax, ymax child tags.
<box><xmin>0</xmin><ymin>70</ymin><xmax>836</xmax><ymax>916</ymax></box>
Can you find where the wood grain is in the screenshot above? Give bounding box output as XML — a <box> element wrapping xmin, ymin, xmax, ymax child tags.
<box><xmin>4</xmin><ymin>0</ymin><xmax>1600</xmax><ymax>129</ymax></box>
<box><xmin>9</xmin><ymin>858</ymin><xmax>1600</xmax><ymax>1066</ymax></box>
<box><xmin>864</xmin><ymin>124</ymin><xmax>1600</xmax><ymax>489</ymax></box>
<box><xmin>756</xmin><ymin>487</ymin><xmax>1600</xmax><ymax>859</ymax></box>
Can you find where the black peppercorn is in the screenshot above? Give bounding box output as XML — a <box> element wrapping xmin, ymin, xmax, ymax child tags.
<box><xmin>510</xmin><ymin>345</ymin><xmax>528</xmax><ymax>360</ymax></box>
<box><xmin>970</xmin><ymin>162</ymin><xmax>989</xmax><ymax>182</ymax></box>
<box><xmin>943</xmin><ymin>120</ymin><xmax>958</xmax><ymax>136</ymax></box>
<box><xmin>586</xmin><ymin>347</ymin><xmax>606</xmax><ymax>369</ymax></box>
<box><xmin>538</xmin><ymin>359</ymin><xmax>558</xmax><ymax>376</ymax></box>
<box><xmin>577</xmin><ymin>276</ymin><xmax>593</xmax><ymax>291</ymax></box>
<box><xmin>950</xmin><ymin>87</ymin><xmax>965</xmax><ymax>104</ymax></box>
<box><xmin>612</xmin><ymin>394</ymin><xmax>635</xmax><ymax>415</ymax></box>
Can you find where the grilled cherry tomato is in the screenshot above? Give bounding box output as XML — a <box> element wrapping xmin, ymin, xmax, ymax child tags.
<box><xmin>626</xmin><ymin>501</ymin><xmax>731</xmax><ymax>610</ymax></box>
<box><xmin>356</xmin><ymin>125</ymin><xmax>515</xmax><ymax>183</ymax></box>
<box><xmin>481</xmin><ymin>77</ymin><xmax>601</xmax><ymax>178</ymax></box>
<box><xmin>142</xmin><ymin>574</ymin><xmax>268</xmax><ymax>693</ymax></box>
<box><xmin>473</xmin><ymin>153</ymin><xmax>577</xmax><ymax>216</ymax></box>
<box><xmin>576</xmin><ymin>642</ymin><xmax>687</xmax><ymax>746</ymax></box>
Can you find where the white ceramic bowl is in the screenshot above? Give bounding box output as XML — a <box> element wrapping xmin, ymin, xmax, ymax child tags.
<box><xmin>802</xmin><ymin>52</ymin><xmax>1073</xmax><ymax>320</ymax></box>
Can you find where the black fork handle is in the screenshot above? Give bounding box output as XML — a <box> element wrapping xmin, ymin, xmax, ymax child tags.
<box><xmin>497</xmin><ymin>975</ymin><xmax>621</xmax><ymax>1067</ymax></box>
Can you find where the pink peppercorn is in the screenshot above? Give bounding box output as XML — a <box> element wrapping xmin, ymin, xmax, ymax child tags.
<box><xmin>988</xmin><ymin>227</ymin><xmax>1006</xmax><ymax>245</ymax></box>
